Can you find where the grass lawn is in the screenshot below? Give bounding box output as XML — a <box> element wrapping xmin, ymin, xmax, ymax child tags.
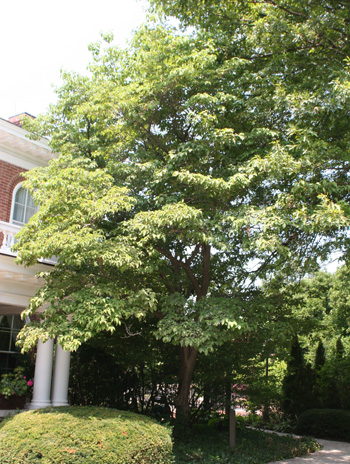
<box><xmin>173</xmin><ymin>426</ymin><xmax>321</xmax><ymax>464</ymax></box>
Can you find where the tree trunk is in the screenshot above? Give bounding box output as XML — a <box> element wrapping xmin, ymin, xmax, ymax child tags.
<box><xmin>174</xmin><ymin>345</ymin><xmax>198</xmax><ymax>432</ymax></box>
<box><xmin>225</xmin><ymin>380</ymin><xmax>232</xmax><ymax>417</ymax></box>
<box><xmin>262</xmin><ymin>356</ymin><xmax>270</xmax><ymax>422</ymax></box>
<box><xmin>203</xmin><ymin>386</ymin><xmax>211</xmax><ymax>414</ymax></box>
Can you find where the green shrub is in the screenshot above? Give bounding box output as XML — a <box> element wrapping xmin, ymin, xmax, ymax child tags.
<box><xmin>295</xmin><ymin>409</ymin><xmax>350</xmax><ymax>441</ymax></box>
<box><xmin>0</xmin><ymin>367</ymin><xmax>32</xmax><ymax>399</ymax></box>
<box><xmin>0</xmin><ymin>406</ymin><xmax>173</xmax><ymax>464</ymax></box>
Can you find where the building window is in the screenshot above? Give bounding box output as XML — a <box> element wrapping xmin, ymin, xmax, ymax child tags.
<box><xmin>11</xmin><ymin>184</ymin><xmax>38</xmax><ymax>225</ymax></box>
<box><xmin>0</xmin><ymin>315</ymin><xmax>24</xmax><ymax>374</ymax></box>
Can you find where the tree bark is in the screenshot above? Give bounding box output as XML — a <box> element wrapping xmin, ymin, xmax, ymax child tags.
<box><xmin>174</xmin><ymin>345</ymin><xmax>198</xmax><ymax>431</ymax></box>
<box><xmin>262</xmin><ymin>356</ymin><xmax>270</xmax><ymax>422</ymax></box>
<box><xmin>225</xmin><ymin>380</ymin><xmax>232</xmax><ymax>417</ymax></box>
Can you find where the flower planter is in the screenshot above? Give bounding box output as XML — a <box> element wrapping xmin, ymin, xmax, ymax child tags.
<box><xmin>0</xmin><ymin>394</ymin><xmax>27</xmax><ymax>410</ymax></box>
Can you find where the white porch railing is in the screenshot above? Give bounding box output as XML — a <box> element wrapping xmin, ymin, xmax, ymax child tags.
<box><xmin>0</xmin><ymin>221</ymin><xmax>21</xmax><ymax>256</ymax></box>
<box><xmin>0</xmin><ymin>221</ymin><xmax>57</xmax><ymax>264</ymax></box>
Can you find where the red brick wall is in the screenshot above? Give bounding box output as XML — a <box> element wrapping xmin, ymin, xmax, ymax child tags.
<box><xmin>0</xmin><ymin>160</ymin><xmax>27</xmax><ymax>222</ymax></box>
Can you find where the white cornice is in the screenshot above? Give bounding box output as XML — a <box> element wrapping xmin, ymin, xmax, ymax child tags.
<box><xmin>0</xmin><ymin>117</ymin><xmax>54</xmax><ymax>169</ymax></box>
<box><xmin>0</xmin><ymin>255</ymin><xmax>46</xmax><ymax>307</ymax></box>
<box><xmin>0</xmin><ymin>253</ymin><xmax>53</xmax><ymax>275</ymax></box>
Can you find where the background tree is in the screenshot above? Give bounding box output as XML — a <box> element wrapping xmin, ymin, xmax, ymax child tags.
<box><xmin>276</xmin><ymin>266</ymin><xmax>350</xmax><ymax>413</ymax></box>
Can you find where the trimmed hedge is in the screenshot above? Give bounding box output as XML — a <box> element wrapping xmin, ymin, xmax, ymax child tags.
<box><xmin>295</xmin><ymin>409</ymin><xmax>350</xmax><ymax>441</ymax></box>
<box><xmin>0</xmin><ymin>406</ymin><xmax>173</xmax><ymax>463</ymax></box>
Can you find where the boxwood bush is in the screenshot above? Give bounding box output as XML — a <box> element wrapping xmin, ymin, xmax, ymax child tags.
<box><xmin>0</xmin><ymin>406</ymin><xmax>173</xmax><ymax>463</ymax></box>
<box><xmin>295</xmin><ymin>409</ymin><xmax>350</xmax><ymax>441</ymax></box>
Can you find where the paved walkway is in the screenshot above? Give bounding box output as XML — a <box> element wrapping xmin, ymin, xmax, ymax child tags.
<box><xmin>268</xmin><ymin>438</ymin><xmax>350</xmax><ymax>463</ymax></box>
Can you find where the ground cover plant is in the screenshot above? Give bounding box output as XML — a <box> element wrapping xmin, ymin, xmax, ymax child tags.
<box><xmin>0</xmin><ymin>406</ymin><xmax>173</xmax><ymax>464</ymax></box>
<box><xmin>173</xmin><ymin>426</ymin><xmax>321</xmax><ymax>464</ymax></box>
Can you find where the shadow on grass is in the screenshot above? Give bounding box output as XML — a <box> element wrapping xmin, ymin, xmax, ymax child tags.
<box><xmin>173</xmin><ymin>426</ymin><xmax>321</xmax><ymax>464</ymax></box>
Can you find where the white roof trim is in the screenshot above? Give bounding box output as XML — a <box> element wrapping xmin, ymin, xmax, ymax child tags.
<box><xmin>0</xmin><ymin>117</ymin><xmax>53</xmax><ymax>169</ymax></box>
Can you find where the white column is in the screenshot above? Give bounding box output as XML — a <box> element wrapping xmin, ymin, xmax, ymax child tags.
<box><xmin>28</xmin><ymin>339</ymin><xmax>54</xmax><ymax>409</ymax></box>
<box><xmin>51</xmin><ymin>344</ymin><xmax>71</xmax><ymax>406</ymax></box>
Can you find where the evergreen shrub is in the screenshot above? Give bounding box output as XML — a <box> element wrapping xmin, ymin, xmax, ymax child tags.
<box><xmin>295</xmin><ymin>409</ymin><xmax>350</xmax><ymax>441</ymax></box>
<box><xmin>0</xmin><ymin>406</ymin><xmax>173</xmax><ymax>464</ymax></box>
<box><xmin>282</xmin><ymin>338</ymin><xmax>316</xmax><ymax>418</ymax></box>
<box><xmin>316</xmin><ymin>358</ymin><xmax>350</xmax><ymax>410</ymax></box>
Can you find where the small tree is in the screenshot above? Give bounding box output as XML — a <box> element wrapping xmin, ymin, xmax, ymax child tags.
<box><xmin>315</xmin><ymin>341</ymin><xmax>326</xmax><ymax>372</ymax></box>
<box><xmin>282</xmin><ymin>337</ymin><xmax>316</xmax><ymax>418</ymax></box>
<box><xmin>336</xmin><ymin>337</ymin><xmax>345</xmax><ymax>359</ymax></box>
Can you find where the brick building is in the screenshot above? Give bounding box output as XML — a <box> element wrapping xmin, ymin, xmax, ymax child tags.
<box><xmin>0</xmin><ymin>115</ymin><xmax>70</xmax><ymax>413</ymax></box>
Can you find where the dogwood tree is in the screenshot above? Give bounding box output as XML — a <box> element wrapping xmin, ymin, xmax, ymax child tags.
<box><xmin>14</xmin><ymin>2</ymin><xmax>350</xmax><ymax>426</ymax></box>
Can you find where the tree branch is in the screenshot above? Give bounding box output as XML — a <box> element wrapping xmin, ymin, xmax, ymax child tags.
<box><xmin>185</xmin><ymin>243</ymin><xmax>201</xmax><ymax>266</ymax></box>
<box><xmin>156</xmin><ymin>247</ymin><xmax>202</xmax><ymax>299</ymax></box>
<box><xmin>201</xmin><ymin>243</ymin><xmax>211</xmax><ymax>296</ymax></box>
<box><xmin>262</xmin><ymin>0</ymin><xmax>306</xmax><ymax>17</ymax></box>
<box><xmin>121</xmin><ymin>322</ymin><xmax>142</xmax><ymax>338</ymax></box>
<box><xmin>159</xmin><ymin>272</ymin><xmax>176</xmax><ymax>293</ymax></box>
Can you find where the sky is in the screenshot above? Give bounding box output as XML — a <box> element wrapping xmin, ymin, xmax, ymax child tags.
<box><xmin>0</xmin><ymin>0</ymin><xmax>149</xmax><ymax>120</ymax></box>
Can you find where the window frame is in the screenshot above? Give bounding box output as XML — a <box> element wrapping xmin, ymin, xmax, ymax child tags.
<box><xmin>10</xmin><ymin>183</ymin><xmax>38</xmax><ymax>226</ymax></box>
